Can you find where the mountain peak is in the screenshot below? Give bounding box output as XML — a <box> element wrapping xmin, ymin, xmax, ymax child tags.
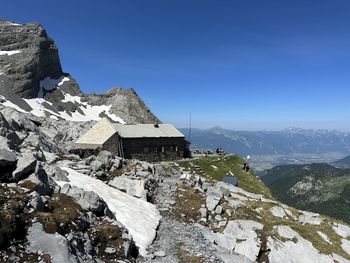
<box><xmin>0</xmin><ymin>20</ymin><xmax>159</xmax><ymax>124</ymax></box>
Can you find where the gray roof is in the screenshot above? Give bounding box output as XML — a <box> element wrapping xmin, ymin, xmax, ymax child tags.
<box><xmin>75</xmin><ymin>118</ymin><xmax>185</xmax><ymax>150</ymax></box>
<box><xmin>112</xmin><ymin>123</ymin><xmax>185</xmax><ymax>138</ymax></box>
<box><xmin>75</xmin><ymin>117</ymin><xmax>116</xmax><ymax>148</ymax></box>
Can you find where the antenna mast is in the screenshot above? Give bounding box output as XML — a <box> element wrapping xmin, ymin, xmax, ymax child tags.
<box><xmin>189</xmin><ymin>112</ymin><xmax>192</xmax><ymax>143</ymax></box>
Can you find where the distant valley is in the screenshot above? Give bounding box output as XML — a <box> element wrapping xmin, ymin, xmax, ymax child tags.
<box><xmin>180</xmin><ymin>127</ymin><xmax>350</xmax><ymax>156</ymax></box>
<box><xmin>180</xmin><ymin>127</ymin><xmax>350</xmax><ymax>170</ymax></box>
<box><xmin>261</xmin><ymin>162</ymin><xmax>350</xmax><ymax>224</ymax></box>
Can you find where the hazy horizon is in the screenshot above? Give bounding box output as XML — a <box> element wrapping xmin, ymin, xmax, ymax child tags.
<box><xmin>176</xmin><ymin>125</ymin><xmax>350</xmax><ymax>133</ymax></box>
<box><xmin>175</xmin><ymin>120</ymin><xmax>350</xmax><ymax>132</ymax></box>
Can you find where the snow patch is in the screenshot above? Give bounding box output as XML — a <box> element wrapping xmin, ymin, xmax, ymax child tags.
<box><xmin>0</xmin><ymin>96</ymin><xmax>27</xmax><ymax>113</ymax></box>
<box><xmin>268</xmin><ymin>226</ymin><xmax>335</xmax><ymax>263</ymax></box>
<box><xmin>341</xmin><ymin>239</ymin><xmax>350</xmax><ymax>256</ymax></box>
<box><xmin>298</xmin><ymin>211</ymin><xmax>322</xmax><ymax>225</ymax></box>
<box><xmin>1</xmin><ymin>77</ymin><xmax>126</xmax><ymax>123</ymax></box>
<box><xmin>317</xmin><ymin>231</ymin><xmax>332</xmax><ymax>244</ymax></box>
<box><xmin>4</xmin><ymin>21</ymin><xmax>22</xmax><ymax>26</ymax></box>
<box><xmin>332</xmin><ymin>253</ymin><xmax>350</xmax><ymax>263</ymax></box>
<box><xmin>333</xmin><ymin>223</ymin><xmax>350</xmax><ymax>239</ymax></box>
<box><xmin>56</xmin><ymin>167</ymin><xmax>161</xmax><ymax>256</ymax></box>
<box><xmin>59</xmin><ymin>92</ymin><xmax>126</xmax><ymax>123</ymax></box>
<box><xmin>24</xmin><ymin>98</ymin><xmax>57</xmax><ymax>118</ymax></box>
<box><xmin>0</xmin><ymin>50</ymin><xmax>22</xmax><ymax>56</ymax></box>
<box><xmin>5</xmin><ymin>94</ymin><xmax>126</xmax><ymax>123</ymax></box>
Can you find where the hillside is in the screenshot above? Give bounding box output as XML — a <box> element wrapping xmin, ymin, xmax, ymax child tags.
<box><xmin>180</xmin><ymin>127</ymin><xmax>350</xmax><ymax>155</ymax></box>
<box><xmin>334</xmin><ymin>155</ymin><xmax>350</xmax><ymax>168</ymax></box>
<box><xmin>175</xmin><ymin>156</ymin><xmax>350</xmax><ymax>262</ymax></box>
<box><xmin>262</xmin><ymin>163</ymin><xmax>350</xmax><ymax>224</ymax></box>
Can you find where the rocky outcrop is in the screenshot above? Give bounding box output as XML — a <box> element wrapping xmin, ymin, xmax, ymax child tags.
<box><xmin>83</xmin><ymin>88</ymin><xmax>160</xmax><ymax>124</ymax></box>
<box><xmin>0</xmin><ymin>21</ymin><xmax>63</xmax><ymax>98</ymax></box>
<box><xmin>0</xmin><ymin>20</ymin><xmax>160</xmax><ymax>125</ymax></box>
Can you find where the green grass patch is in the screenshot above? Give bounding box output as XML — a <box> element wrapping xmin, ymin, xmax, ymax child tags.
<box><xmin>178</xmin><ymin>155</ymin><xmax>273</xmax><ymax>199</ymax></box>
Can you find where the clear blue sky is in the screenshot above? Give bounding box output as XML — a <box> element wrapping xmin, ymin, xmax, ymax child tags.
<box><xmin>2</xmin><ymin>1</ymin><xmax>350</xmax><ymax>130</ymax></box>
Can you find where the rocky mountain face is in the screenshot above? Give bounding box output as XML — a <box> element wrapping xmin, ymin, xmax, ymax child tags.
<box><xmin>261</xmin><ymin>163</ymin><xmax>350</xmax><ymax>224</ymax></box>
<box><xmin>82</xmin><ymin>88</ymin><xmax>159</xmax><ymax>124</ymax></box>
<box><xmin>0</xmin><ymin>20</ymin><xmax>63</xmax><ymax>98</ymax></box>
<box><xmin>181</xmin><ymin>127</ymin><xmax>350</xmax><ymax>155</ymax></box>
<box><xmin>0</xmin><ymin>20</ymin><xmax>159</xmax><ymax>124</ymax></box>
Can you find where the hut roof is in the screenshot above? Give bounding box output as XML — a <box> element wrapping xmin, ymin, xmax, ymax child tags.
<box><xmin>75</xmin><ymin>118</ymin><xmax>116</xmax><ymax>149</ymax></box>
<box><xmin>75</xmin><ymin>118</ymin><xmax>185</xmax><ymax>149</ymax></box>
<box><xmin>112</xmin><ymin>123</ymin><xmax>184</xmax><ymax>138</ymax></box>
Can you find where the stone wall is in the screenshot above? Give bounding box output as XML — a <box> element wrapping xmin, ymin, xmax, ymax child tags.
<box><xmin>103</xmin><ymin>137</ymin><xmax>188</xmax><ymax>162</ymax></box>
<box><xmin>102</xmin><ymin>133</ymin><xmax>120</xmax><ymax>155</ymax></box>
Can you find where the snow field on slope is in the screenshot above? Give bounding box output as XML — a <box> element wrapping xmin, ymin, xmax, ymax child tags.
<box><xmin>56</xmin><ymin>167</ymin><xmax>161</xmax><ymax>256</ymax></box>
<box><xmin>0</xmin><ymin>76</ymin><xmax>126</xmax><ymax>123</ymax></box>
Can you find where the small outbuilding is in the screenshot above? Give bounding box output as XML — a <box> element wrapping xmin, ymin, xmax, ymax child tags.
<box><xmin>75</xmin><ymin>118</ymin><xmax>189</xmax><ymax>162</ymax></box>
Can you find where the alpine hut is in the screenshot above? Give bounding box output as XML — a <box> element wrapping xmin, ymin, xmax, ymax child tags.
<box><xmin>75</xmin><ymin>118</ymin><xmax>189</xmax><ymax>162</ymax></box>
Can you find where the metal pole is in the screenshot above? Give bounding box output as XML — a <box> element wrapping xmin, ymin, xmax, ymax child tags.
<box><xmin>189</xmin><ymin>112</ymin><xmax>192</xmax><ymax>143</ymax></box>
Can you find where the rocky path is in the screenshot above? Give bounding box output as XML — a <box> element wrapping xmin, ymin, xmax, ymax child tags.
<box><xmin>137</xmin><ymin>165</ymin><xmax>222</xmax><ymax>263</ymax></box>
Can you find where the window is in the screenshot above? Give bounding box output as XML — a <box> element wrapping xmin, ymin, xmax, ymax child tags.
<box><xmin>175</xmin><ymin>146</ymin><xmax>178</xmax><ymax>152</ymax></box>
<box><xmin>169</xmin><ymin>146</ymin><xmax>173</xmax><ymax>152</ymax></box>
<box><xmin>161</xmin><ymin>146</ymin><xmax>165</xmax><ymax>153</ymax></box>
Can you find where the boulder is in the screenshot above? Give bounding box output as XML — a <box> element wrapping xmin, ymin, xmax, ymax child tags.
<box><xmin>199</xmin><ymin>207</ymin><xmax>208</xmax><ymax>219</ymax></box>
<box><xmin>44</xmin><ymin>165</ymin><xmax>69</xmax><ymax>182</ymax></box>
<box><xmin>0</xmin><ymin>148</ymin><xmax>17</xmax><ymax>167</ymax></box>
<box><xmin>0</xmin><ymin>149</ymin><xmax>17</xmax><ymax>181</ymax></box>
<box><xmin>215</xmin><ymin>205</ymin><xmax>223</xmax><ymax>215</ymax></box>
<box><xmin>28</xmin><ymin>192</ymin><xmax>44</xmax><ymax>211</ymax></box>
<box><xmin>223</xmin><ymin>220</ymin><xmax>263</xmax><ymax>261</ymax></box>
<box><xmin>12</xmin><ymin>151</ymin><xmax>37</xmax><ymax>181</ymax></box>
<box><xmin>154</xmin><ymin>251</ymin><xmax>166</xmax><ymax>257</ymax></box>
<box><xmin>78</xmin><ymin>191</ymin><xmax>105</xmax><ymax>215</ymax></box>
<box><xmin>206</xmin><ymin>187</ymin><xmax>223</xmax><ymax>211</ymax></box>
<box><xmin>112</xmin><ymin>157</ymin><xmax>123</xmax><ymax>170</ymax></box>
<box><xmin>109</xmin><ymin>176</ymin><xmax>148</xmax><ymax>200</ymax></box>
<box><xmin>96</xmin><ymin>150</ymin><xmax>113</xmax><ymax>170</ymax></box>
<box><xmin>0</xmin><ymin>107</ymin><xmax>36</xmax><ymax>132</ymax></box>
<box><xmin>25</xmin><ymin>162</ymin><xmax>53</xmax><ymax>195</ymax></box>
<box><xmin>270</xmin><ymin>206</ymin><xmax>286</xmax><ymax>218</ymax></box>
<box><xmin>60</xmin><ymin>184</ymin><xmax>84</xmax><ymax>200</ymax></box>
<box><xmin>27</xmin><ymin>222</ymin><xmax>78</xmax><ymax>263</ymax></box>
<box><xmin>0</xmin><ymin>112</ymin><xmax>21</xmax><ymax>150</ymax></box>
<box><xmin>90</xmin><ymin>160</ymin><xmax>103</xmax><ymax>171</ymax></box>
<box><xmin>84</xmin><ymin>155</ymin><xmax>95</xmax><ymax>165</ymax></box>
<box><xmin>60</xmin><ymin>184</ymin><xmax>106</xmax><ymax>215</ymax></box>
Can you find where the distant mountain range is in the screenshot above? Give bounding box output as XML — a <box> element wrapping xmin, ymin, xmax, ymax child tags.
<box><xmin>261</xmin><ymin>162</ymin><xmax>350</xmax><ymax>224</ymax></box>
<box><xmin>179</xmin><ymin>127</ymin><xmax>350</xmax><ymax>156</ymax></box>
